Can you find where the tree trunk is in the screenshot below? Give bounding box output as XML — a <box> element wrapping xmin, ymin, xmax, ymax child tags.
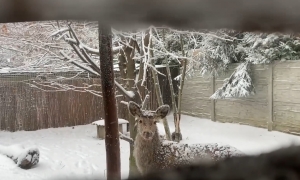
<box><xmin>149</xmin><ymin>30</ymin><xmax>171</xmax><ymax>140</ymax></box>
<box><xmin>124</xmin><ymin>43</ymin><xmax>140</xmax><ymax>177</ymax></box>
<box><xmin>161</xmin><ymin>29</ymin><xmax>181</xmax><ymax>142</ymax></box>
<box><xmin>137</xmin><ymin>32</ymin><xmax>149</xmax><ymax>100</ymax></box>
<box><xmin>173</xmin><ymin>34</ymin><xmax>186</xmax><ymax>142</ymax></box>
<box><xmin>166</xmin><ymin>63</ymin><xmax>181</xmax><ymax>142</ymax></box>
<box><xmin>163</xmin><ymin>29</ymin><xmax>178</xmax><ymax>121</ymax></box>
<box><xmin>119</xmin><ymin>40</ymin><xmax>139</xmax><ymax>177</ymax></box>
<box><xmin>174</xmin><ymin>59</ymin><xmax>187</xmax><ymax>142</ymax></box>
<box><xmin>99</xmin><ymin>24</ymin><xmax>121</xmax><ymax>180</ymax></box>
<box><xmin>177</xmin><ymin>34</ymin><xmax>187</xmax><ymax>121</ymax></box>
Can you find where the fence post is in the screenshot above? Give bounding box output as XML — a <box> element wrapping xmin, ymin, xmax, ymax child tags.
<box><xmin>267</xmin><ymin>63</ymin><xmax>273</xmax><ymax>131</ymax></box>
<box><xmin>211</xmin><ymin>75</ymin><xmax>216</xmax><ymax>121</ymax></box>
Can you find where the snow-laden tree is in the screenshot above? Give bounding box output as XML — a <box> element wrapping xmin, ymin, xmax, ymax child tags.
<box><xmin>238</xmin><ymin>32</ymin><xmax>300</xmax><ymax>64</ymax></box>
<box><xmin>210</xmin><ymin>61</ymin><xmax>255</xmax><ymax>99</ymax></box>
<box><xmin>0</xmin><ymin>22</ymin><xmax>63</xmax><ymax>71</ymax></box>
<box><xmin>193</xmin><ymin>30</ymin><xmax>300</xmax><ymax>99</ymax></box>
<box><xmin>198</xmin><ymin>29</ymin><xmax>239</xmax><ymax>77</ymax></box>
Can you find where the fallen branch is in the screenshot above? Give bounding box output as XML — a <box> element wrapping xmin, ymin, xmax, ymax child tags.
<box><xmin>0</xmin><ymin>144</ymin><xmax>40</xmax><ymax>169</ymax></box>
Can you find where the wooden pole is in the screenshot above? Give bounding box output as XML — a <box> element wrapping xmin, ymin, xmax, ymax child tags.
<box><xmin>99</xmin><ymin>24</ymin><xmax>121</xmax><ymax>180</ymax></box>
<box><xmin>267</xmin><ymin>63</ymin><xmax>273</xmax><ymax>131</ymax></box>
<box><xmin>211</xmin><ymin>75</ymin><xmax>216</xmax><ymax>122</ymax></box>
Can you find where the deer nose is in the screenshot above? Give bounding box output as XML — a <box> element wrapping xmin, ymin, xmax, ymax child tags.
<box><xmin>143</xmin><ymin>132</ymin><xmax>152</xmax><ymax>138</ymax></box>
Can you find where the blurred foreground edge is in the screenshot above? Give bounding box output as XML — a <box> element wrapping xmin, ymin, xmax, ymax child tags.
<box><xmin>126</xmin><ymin>145</ymin><xmax>300</xmax><ymax>180</ymax></box>
<box><xmin>0</xmin><ymin>0</ymin><xmax>300</xmax><ymax>32</ymax></box>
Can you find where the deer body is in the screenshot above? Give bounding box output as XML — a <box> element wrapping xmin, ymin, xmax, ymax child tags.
<box><xmin>128</xmin><ymin>101</ymin><xmax>244</xmax><ymax>175</ymax></box>
<box><xmin>127</xmin><ymin>146</ymin><xmax>300</xmax><ymax>180</ymax></box>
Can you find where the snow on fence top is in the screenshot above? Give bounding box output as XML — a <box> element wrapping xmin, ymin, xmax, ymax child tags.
<box><xmin>0</xmin><ymin>67</ymin><xmax>85</xmax><ymax>75</ymax></box>
<box><xmin>92</xmin><ymin>119</ymin><xmax>129</xmax><ymax>126</ymax></box>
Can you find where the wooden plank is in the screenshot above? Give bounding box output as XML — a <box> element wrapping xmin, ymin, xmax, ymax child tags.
<box><xmin>268</xmin><ymin>64</ymin><xmax>273</xmax><ymax>131</ymax></box>
<box><xmin>211</xmin><ymin>75</ymin><xmax>216</xmax><ymax>121</ymax></box>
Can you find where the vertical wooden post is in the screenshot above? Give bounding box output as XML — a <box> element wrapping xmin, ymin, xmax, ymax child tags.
<box><xmin>211</xmin><ymin>75</ymin><xmax>216</xmax><ymax>121</ymax></box>
<box><xmin>267</xmin><ymin>63</ymin><xmax>273</xmax><ymax>131</ymax></box>
<box><xmin>99</xmin><ymin>24</ymin><xmax>121</xmax><ymax>180</ymax></box>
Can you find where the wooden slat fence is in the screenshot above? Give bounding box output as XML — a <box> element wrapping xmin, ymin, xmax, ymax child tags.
<box><xmin>181</xmin><ymin>60</ymin><xmax>300</xmax><ymax>135</ymax></box>
<box><xmin>0</xmin><ymin>72</ymin><xmax>125</xmax><ymax>131</ymax></box>
<box><xmin>0</xmin><ymin>65</ymin><xmax>180</xmax><ymax>132</ymax></box>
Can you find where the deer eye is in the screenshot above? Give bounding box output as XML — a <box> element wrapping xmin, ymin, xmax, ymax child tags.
<box><xmin>139</xmin><ymin>120</ymin><xmax>142</xmax><ymax>123</ymax></box>
<box><xmin>153</xmin><ymin>121</ymin><xmax>157</xmax><ymax>125</ymax></box>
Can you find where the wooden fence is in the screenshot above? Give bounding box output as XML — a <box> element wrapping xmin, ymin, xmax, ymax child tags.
<box><xmin>0</xmin><ymin>73</ymin><xmax>107</xmax><ymax>131</ymax></box>
<box><xmin>181</xmin><ymin>60</ymin><xmax>300</xmax><ymax>135</ymax></box>
<box><xmin>0</xmin><ymin>65</ymin><xmax>179</xmax><ymax>132</ymax></box>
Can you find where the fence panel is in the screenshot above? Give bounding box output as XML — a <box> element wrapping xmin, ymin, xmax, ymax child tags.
<box><xmin>0</xmin><ymin>67</ymin><xmax>178</xmax><ymax>132</ymax></box>
<box><xmin>0</xmin><ymin>72</ymin><xmax>127</xmax><ymax>131</ymax></box>
<box><xmin>182</xmin><ymin>61</ymin><xmax>300</xmax><ymax>134</ymax></box>
<box><xmin>273</xmin><ymin>61</ymin><xmax>300</xmax><ymax>134</ymax></box>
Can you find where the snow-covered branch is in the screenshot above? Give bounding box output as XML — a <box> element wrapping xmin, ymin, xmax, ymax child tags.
<box><xmin>60</xmin><ymin>51</ymin><xmax>99</xmax><ymax>76</ymax></box>
<box><xmin>167</xmin><ymin>28</ymin><xmax>237</xmax><ymax>42</ymax></box>
<box><xmin>0</xmin><ymin>144</ymin><xmax>40</xmax><ymax>169</ymax></box>
<box><xmin>210</xmin><ymin>62</ymin><xmax>255</xmax><ymax>99</ymax></box>
<box><xmin>64</xmin><ymin>37</ymin><xmax>122</xmax><ymax>55</ymax></box>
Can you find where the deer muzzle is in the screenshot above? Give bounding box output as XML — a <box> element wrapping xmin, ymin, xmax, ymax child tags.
<box><xmin>143</xmin><ymin>131</ymin><xmax>153</xmax><ymax>140</ymax></box>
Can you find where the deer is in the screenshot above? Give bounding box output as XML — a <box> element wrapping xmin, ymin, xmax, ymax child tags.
<box><xmin>128</xmin><ymin>101</ymin><xmax>244</xmax><ymax>175</ymax></box>
<box><xmin>126</xmin><ymin>145</ymin><xmax>300</xmax><ymax>180</ymax></box>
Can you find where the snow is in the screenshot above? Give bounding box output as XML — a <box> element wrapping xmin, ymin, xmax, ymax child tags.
<box><xmin>156</xmin><ymin>122</ymin><xmax>171</xmax><ymax>136</ymax></box>
<box><xmin>174</xmin><ymin>74</ymin><xmax>181</xmax><ymax>81</ymax></box>
<box><xmin>0</xmin><ymin>67</ymin><xmax>11</xmax><ymax>73</ymax></box>
<box><xmin>126</xmin><ymin>91</ymin><xmax>135</xmax><ymax>99</ymax></box>
<box><xmin>92</xmin><ymin>119</ymin><xmax>129</xmax><ymax>126</ymax></box>
<box><xmin>113</xmin><ymin>63</ymin><xmax>140</xmax><ymax>72</ymax></box>
<box><xmin>112</xmin><ymin>64</ymin><xmax>178</xmax><ymax>72</ymax></box>
<box><xmin>1</xmin><ymin>114</ymin><xmax>300</xmax><ymax>180</ymax></box>
<box><xmin>0</xmin><ymin>144</ymin><xmax>39</xmax><ymax>167</ymax></box>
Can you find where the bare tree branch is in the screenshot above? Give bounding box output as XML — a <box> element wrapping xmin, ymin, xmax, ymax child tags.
<box><xmin>119</xmin><ymin>132</ymin><xmax>134</xmax><ymax>146</ymax></box>
<box><xmin>141</xmin><ymin>94</ymin><xmax>150</xmax><ymax>110</ymax></box>
<box><xmin>64</xmin><ymin>38</ymin><xmax>122</xmax><ymax>55</ymax></box>
<box><xmin>53</xmin><ymin>23</ymin><xmax>136</xmax><ymax>100</ymax></box>
<box><xmin>60</xmin><ymin>51</ymin><xmax>99</xmax><ymax>76</ymax></box>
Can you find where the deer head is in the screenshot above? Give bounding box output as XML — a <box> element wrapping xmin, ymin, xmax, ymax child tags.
<box><xmin>128</xmin><ymin>101</ymin><xmax>169</xmax><ymax>140</ymax></box>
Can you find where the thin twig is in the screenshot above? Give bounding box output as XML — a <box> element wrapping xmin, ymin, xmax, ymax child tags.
<box><xmin>141</xmin><ymin>94</ymin><xmax>150</xmax><ymax>110</ymax></box>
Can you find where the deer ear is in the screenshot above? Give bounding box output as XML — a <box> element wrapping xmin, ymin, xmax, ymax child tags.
<box><xmin>155</xmin><ymin>105</ymin><xmax>170</xmax><ymax>119</ymax></box>
<box><xmin>128</xmin><ymin>101</ymin><xmax>142</xmax><ymax>117</ymax></box>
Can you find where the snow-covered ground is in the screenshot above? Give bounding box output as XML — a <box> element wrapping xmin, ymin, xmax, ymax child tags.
<box><xmin>1</xmin><ymin>114</ymin><xmax>300</xmax><ymax>180</ymax></box>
